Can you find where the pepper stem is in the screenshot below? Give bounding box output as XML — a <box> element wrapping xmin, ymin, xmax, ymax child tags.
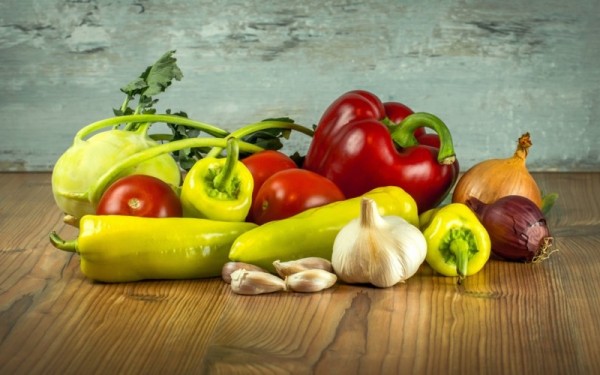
<box><xmin>450</xmin><ymin>238</ymin><xmax>469</xmax><ymax>284</ymax></box>
<box><xmin>49</xmin><ymin>231</ymin><xmax>78</xmax><ymax>253</ymax></box>
<box><xmin>390</xmin><ymin>112</ymin><xmax>456</xmax><ymax>165</ymax></box>
<box><xmin>213</xmin><ymin>138</ymin><xmax>240</xmax><ymax>191</ymax></box>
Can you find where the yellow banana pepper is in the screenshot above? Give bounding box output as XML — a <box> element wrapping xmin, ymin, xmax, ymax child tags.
<box><xmin>49</xmin><ymin>215</ymin><xmax>257</xmax><ymax>283</ymax></box>
<box><xmin>229</xmin><ymin>186</ymin><xmax>419</xmax><ymax>272</ymax></box>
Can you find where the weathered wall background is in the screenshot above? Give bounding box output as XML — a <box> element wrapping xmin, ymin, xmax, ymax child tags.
<box><xmin>1</xmin><ymin>0</ymin><xmax>599</xmax><ymax>172</ymax></box>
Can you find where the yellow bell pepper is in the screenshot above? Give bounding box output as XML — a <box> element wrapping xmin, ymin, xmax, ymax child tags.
<box><xmin>229</xmin><ymin>186</ymin><xmax>419</xmax><ymax>272</ymax></box>
<box><xmin>49</xmin><ymin>215</ymin><xmax>257</xmax><ymax>283</ymax></box>
<box><xmin>419</xmin><ymin>203</ymin><xmax>491</xmax><ymax>283</ymax></box>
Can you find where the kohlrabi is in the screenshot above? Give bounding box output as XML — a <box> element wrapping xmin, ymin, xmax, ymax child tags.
<box><xmin>51</xmin><ymin>50</ymin><xmax>226</xmax><ymax>220</ymax></box>
<box><xmin>51</xmin><ymin>50</ymin><xmax>315</xmax><ymax>222</ymax></box>
<box><xmin>52</xmin><ymin>114</ymin><xmax>230</xmax><ymax>220</ymax></box>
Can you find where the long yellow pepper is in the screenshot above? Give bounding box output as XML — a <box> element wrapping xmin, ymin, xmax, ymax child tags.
<box><xmin>50</xmin><ymin>215</ymin><xmax>257</xmax><ymax>283</ymax></box>
<box><xmin>229</xmin><ymin>186</ymin><xmax>419</xmax><ymax>272</ymax></box>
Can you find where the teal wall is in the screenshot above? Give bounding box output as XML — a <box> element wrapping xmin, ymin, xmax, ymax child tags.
<box><xmin>1</xmin><ymin>0</ymin><xmax>599</xmax><ymax>172</ymax></box>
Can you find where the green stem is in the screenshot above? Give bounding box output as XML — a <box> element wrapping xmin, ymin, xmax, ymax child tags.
<box><xmin>87</xmin><ymin>137</ymin><xmax>263</xmax><ymax>207</ymax></box>
<box><xmin>49</xmin><ymin>231</ymin><xmax>78</xmax><ymax>253</ymax></box>
<box><xmin>148</xmin><ymin>133</ymin><xmax>175</xmax><ymax>142</ymax></box>
<box><xmin>390</xmin><ymin>112</ymin><xmax>456</xmax><ymax>165</ymax></box>
<box><xmin>74</xmin><ymin>114</ymin><xmax>229</xmax><ymax>143</ymax></box>
<box><xmin>205</xmin><ymin>120</ymin><xmax>314</xmax><ymax>158</ymax></box>
<box><xmin>118</xmin><ymin>94</ymin><xmax>132</xmax><ymax>121</ymax></box>
<box><xmin>450</xmin><ymin>238</ymin><xmax>469</xmax><ymax>284</ymax></box>
<box><xmin>134</xmin><ymin>102</ymin><xmax>144</xmax><ymax>115</ymax></box>
<box><xmin>130</xmin><ymin>122</ymin><xmax>152</xmax><ymax>134</ymax></box>
<box><xmin>381</xmin><ymin>117</ymin><xmax>396</xmax><ymax>132</ymax></box>
<box><xmin>213</xmin><ymin>138</ymin><xmax>240</xmax><ymax>191</ymax></box>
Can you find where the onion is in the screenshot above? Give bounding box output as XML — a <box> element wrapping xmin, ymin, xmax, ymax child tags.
<box><xmin>466</xmin><ymin>195</ymin><xmax>556</xmax><ymax>263</ymax></box>
<box><xmin>452</xmin><ymin>133</ymin><xmax>542</xmax><ymax>208</ymax></box>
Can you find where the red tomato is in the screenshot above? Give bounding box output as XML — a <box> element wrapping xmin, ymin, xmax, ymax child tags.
<box><xmin>251</xmin><ymin>169</ymin><xmax>345</xmax><ymax>224</ymax></box>
<box><xmin>96</xmin><ymin>174</ymin><xmax>182</xmax><ymax>217</ymax></box>
<box><xmin>242</xmin><ymin>150</ymin><xmax>298</xmax><ymax>200</ymax></box>
<box><xmin>242</xmin><ymin>150</ymin><xmax>298</xmax><ymax>222</ymax></box>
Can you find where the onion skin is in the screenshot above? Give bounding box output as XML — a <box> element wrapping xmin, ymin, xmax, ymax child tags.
<box><xmin>452</xmin><ymin>133</ymin><xmax>543</xmax><ymax>208</ymax></box>
<box><xmin>466</xmin><ymin>195</ymin><xmax>555</xmax><ymax>263</ymax></box>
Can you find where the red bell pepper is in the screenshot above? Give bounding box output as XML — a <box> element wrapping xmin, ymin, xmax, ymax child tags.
<box><xmin>303</xmin><ymin>90</ymin><xmax>459</xmax><ymax>213</ymax></box>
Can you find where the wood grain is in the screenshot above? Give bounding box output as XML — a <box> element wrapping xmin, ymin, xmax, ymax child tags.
<box><xmin>1</xmin><ymin>172</ymin><xmax>599</xmax><ymax>374</ymax></box>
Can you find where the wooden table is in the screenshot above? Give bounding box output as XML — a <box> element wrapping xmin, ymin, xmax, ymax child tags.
<box><xmin>1</xmin><ymin>172</ymin><xmax>599</xmax><ymax>374</ymax></box>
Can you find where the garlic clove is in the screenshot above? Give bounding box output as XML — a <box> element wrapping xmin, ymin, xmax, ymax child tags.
<box><xmin>229</xmin><ymin>269</ymin><xmax>286</xmax><ymax>295</ymax></box>
<box><xmin>332</xmin><ymin>226</ymin><xmax>371</xmax><ymax>284</ymax></box>
<box><xmin>368</xmin><ymin>236</ymin><xmax>407</xmax><ymax>288</ymax></box>
<box><xmin>222</xmin><ymin>261</ymin><xmax>267</xmax><ymax>284</ymax></box>
<box><xmin>285</xmin><ymin>269</ymin><xmax>337</xmax><ymax>293</ymax></box>
<box><xmin>273</xmin><ymin>257</ymin><xmax>333</xmax><ymax>277</ymax></box>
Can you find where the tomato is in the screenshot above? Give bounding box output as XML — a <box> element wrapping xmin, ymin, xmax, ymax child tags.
<box><xmin>96</xmin><ymin>174</ymin><xmax>183</xmax><ymax>217</ymax></box>
<box><xmin>242</xmin><ymin>150</ymin><xmax>298</xmax><ymax>222</ymax></box>
<box><xmin>241</xmin><ymin>150</ymin><xmax>298</xmax><ymax>201</ymax></box>
<box><xmin>251</xmin><ymin>169</ymin><xmax>345</xmax><ymax>224</ymax></box>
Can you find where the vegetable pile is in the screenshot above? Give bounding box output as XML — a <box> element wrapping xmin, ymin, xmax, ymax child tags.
<box><xmin>49</xmin><ymin>50</ymin><xmax>559</xmax><ymax>291</ymax></box>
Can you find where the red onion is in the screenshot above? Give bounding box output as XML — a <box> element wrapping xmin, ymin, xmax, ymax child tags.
<box><xmin>466</xmin><ymin>195</ymin><xmax>555</xmax><ymax>262</ymax></box>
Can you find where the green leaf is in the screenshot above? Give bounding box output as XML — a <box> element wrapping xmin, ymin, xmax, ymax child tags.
<box><xmin>541</xmin><ymin>192</ymin><xmax>559</xmax><ymax>216</ymax></box>
<box><xmin>118</xmin><ymin>50</ymin><xmax>183</xmax><ymax>116</ymax></box>
<box><xmin>241</xmin><ymin>127</ymin><xmax>291</xmax><ymax>150</ymax></box>
<box><xmin>143</xmin><ymin>50</ymin><xmax>183</xmax><ymax>96</ymax></box>
<box><xmin>120</xmin><ymin>77</ymin><xmax>148</xmax><ymax>96</ymax></box>
<box><xmin>163</xmin><ymin>111</ymin><xmax>214</xmax><ymax>170</ymax></box>
<box><xmin>289</xmin><ymin>151</ymin><xmax>304</xmax><ymax>167</ymax></box>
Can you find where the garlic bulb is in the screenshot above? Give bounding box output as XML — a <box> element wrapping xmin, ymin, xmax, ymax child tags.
<box><xmin>332</xmin><ymin>197</ymin><xmax>427</xmax><ymax>288</ymax></box>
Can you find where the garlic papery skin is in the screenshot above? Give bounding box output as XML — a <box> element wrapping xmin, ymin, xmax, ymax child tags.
<box><xmin>230</xmin><ymin>269</ymin><xmax>286</xmax><ymax>295</ymax></box>
<box><xmin>332</xmin><ymin>197</ymin><xmax>427</xmax><ymax>288</ymax></box>
<box><xmin>273</xmin><ymin>257</ymin><xmax>333</xmax><ymax>277</ymax></box>
<box><xmin>222</xmin><ymin>262</ymin><xmax>267</xmax><ymax>284</ymax></box>
<box><xmin>285</xmin><ymin>269</ymin><xmax>337</xmax><ymax>292</ymax></box>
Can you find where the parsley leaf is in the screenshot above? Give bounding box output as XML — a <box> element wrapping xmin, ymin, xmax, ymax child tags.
<box><xmin>115</xmin><ymin>50</ymin><xmax>183</xmax><ymax>116</ymax></box>
<box><xmin>165</xmin><ymin>110</ymin><xmax>214</xmax><ymax>170</ymax></box>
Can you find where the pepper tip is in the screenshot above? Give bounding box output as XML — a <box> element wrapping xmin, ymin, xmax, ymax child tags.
<box><xmin>440</xmin><ymin>155</ymin><xmax>456</xmax><ymax>165</ymax></box>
